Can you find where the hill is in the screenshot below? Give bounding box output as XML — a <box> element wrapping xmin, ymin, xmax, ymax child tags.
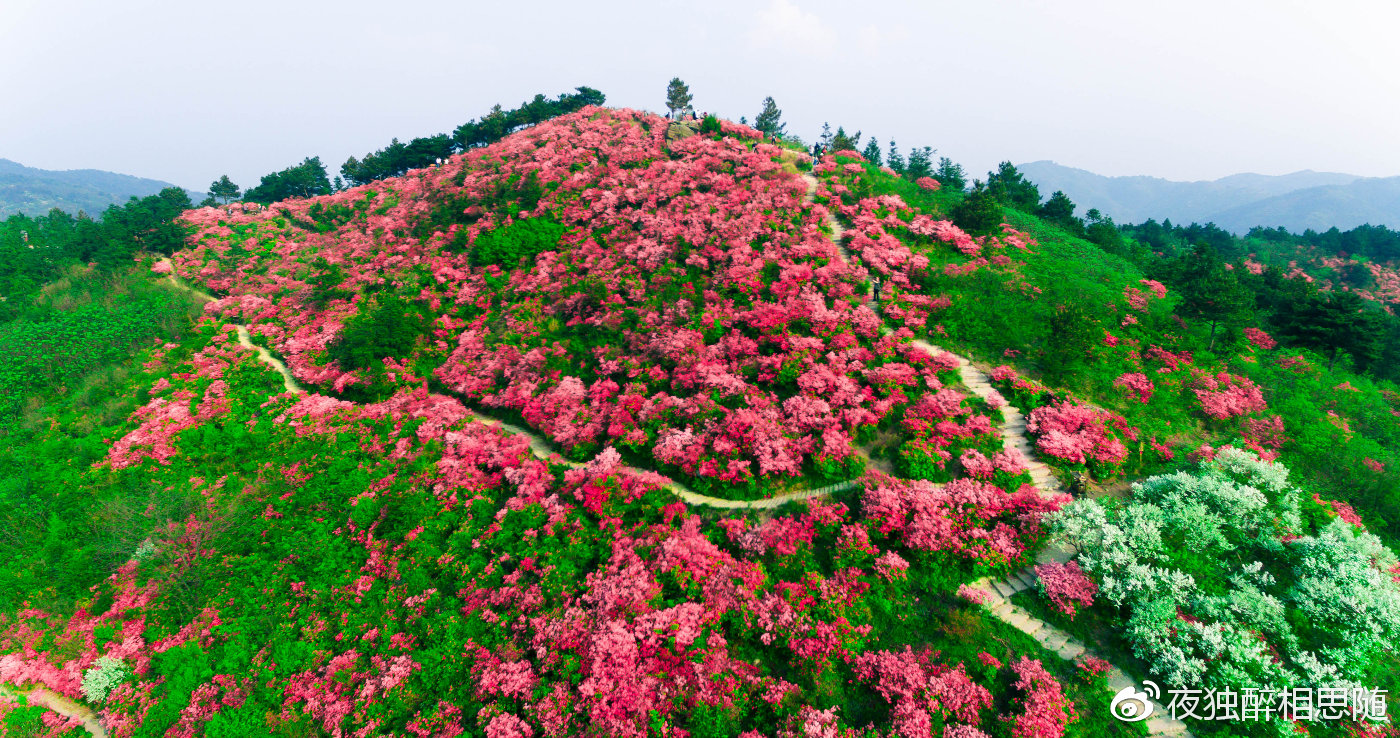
<box><xmin>0</xmin><ymin>158</ymin><xmax>200</xmax><ymax>218</ymax></box>
<box><xmin>1</xmin><ymin>108</ymin><xmax>1397</xmax><ymax>738</ymax></box>
<box><xmin>1207</xmin><ymin>175</ymin><xmax>1400</xmax><ymax>233</ymax></box>
<box><xmin>1016</xmin><ymin>160</ymin><xmax>1400</xmax><ymax>231</ymax></box>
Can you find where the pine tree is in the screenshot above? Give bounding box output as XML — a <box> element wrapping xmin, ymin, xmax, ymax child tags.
<box><xmin>1173</xmin><ymin>243</ymin><xmax>1252</xmax><ymax>350</ymax></box>
<box><xmin>986</xmin><ymin>161</ymin><xmax>1041</xmax><ymax>211</ymax></box>
<box><xmin>906</xmin><ymin>146</ymin><xmax>934</xmax><ymax>180</ymax></box>
<box><xmin>886</xmin><ymin>140</ymin><xmax>905</xmax><ymax>175</ymax></box>
<box><xmin>819</xmin><ymin>122</ymin><xmax>833</xmax><ymax>150</ymax></box>
<box><xmin>754</xmin><ymin>96</ymin><xmax>785</xmax><ymax>139</ymax></box>
<box><xmin>862</xmin><ymin>137</ymin><xmax>883</xmax><ymax>166</ymax></box>
<box><xmin>831</xmin><ymin>127</ymin><xmax>862</xmax><ymax>153</ymax></box>
<box><xmin>666</xmin><ymin>78</ymin><xmax>693</xmax><ymax>117</ymax></box>
<box><xmin>934</xmin><ymin>157</ymin><xmax>966</xmax><ymax>191</ymax></box>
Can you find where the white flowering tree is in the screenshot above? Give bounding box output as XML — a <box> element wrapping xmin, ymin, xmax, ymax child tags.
<box><xmin>81</xmin><ymin>656</ymin><xmax>129</xmax><ymax>703</ymax></box>
<box><xmin>1045</xmin><ymin>449</ymin><xmax>1400</xmax><ymax>729</ymax></box>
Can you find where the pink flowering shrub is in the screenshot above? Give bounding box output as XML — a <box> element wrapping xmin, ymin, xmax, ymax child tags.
<box><xmin>1112</xmin><ymin>372</ymin><xmax>1155</xmax><ymax>404</ymax></box>
<box><xmin>1003</xmin><ymin>657</ymin><xmax>1075</xmax><ymax>738</ymax></box>
<box><xmin>1192</xmin><ymin>371</ymin><xmax>1267</xmax><ymax>420</ymax></box>
<box><xmin>852</xmin><ymin>647</ymin><xmax>992</xmax><ymax>734</ymax></box>
<box><xmin>1243</xmin><ymin>327</ymin><xmax>1277</xmax><ymax>350</ymax></box>
<box><xmin>862</xmin><ymin>474</ymin><xmax>1067</xmax><ymax>570</ymax></box>
<box><xmin>167</xmin><ymin>107</ymin><xmax>948</xmax><ymax>500</ymax></box>
<box><xmin>915</xmin><ymin>177</ymin><xmax>941</xmax><ymax>191</ymax></box>
<box><xmin>1033</xmin><ymin>561</ymin><xmax>1098</xmax><ymax>618</ymax></box>
<box><xmin>1026</xmin><ymin>401</ymin><xmax>1130</xmax><ymax>471</ymax></box>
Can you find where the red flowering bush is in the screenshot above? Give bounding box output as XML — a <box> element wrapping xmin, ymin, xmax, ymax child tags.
<box><xmin>1004</xmin><ymin>657</ymin><xmax>1076</xmax><ymax>738</ymax></box>
<box><xmin>1243</xmin><ymin>327</ymin><xmax>1277</xmax><ymax>350</ymax></box>
<box><xmin>1033</xmin><ymin>561</ymin><xmax>1098</xmax><ymax>618</ymax></box>
<box><xmin>168</xmin><ymin>108</ymin><xmax>957</xmax><ymax>500</ymax></box>
<box><xmin>862</xmin><ymin>474</ymin><xmax>1066</xmax><ymax>571</ymax></box>
<box><xmin>915</xmin><ymin>177</ymin><xmax>941</xmax><ymax>192</ymax></box>
<box><xmin>1026</xmin><ymin>401</ymin><xmax>1130</xmax><ymax>471</ymax></box>
<box><xmin>1192</xmin><ymin>371</ymin><xmax>1267</xmax><ymax>420</ymax></box>
<box><xmin>1112</xmin><ymin>372</ymin><xmax>1154</xmax><ymax>404</ymax></box>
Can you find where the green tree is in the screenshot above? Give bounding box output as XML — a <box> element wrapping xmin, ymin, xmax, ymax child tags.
<box><xmin>905</xmin><ymin>146</ymin><xmax>934</xmax><ymax>180</ymax></box>
<box><xmin>818</xmin><ymin>123</ymin><xmax>833</xmax><ymax>151</ymax></box>
<box><xmin>208</xmin><ymin>175</ymin><xmax>240</xmax><ymax>205</ymax></box>
<box><xmin>886</xmin><ymin>140</ymin><xmax>905</xmax><ymax>176</ymax></box>
<box><xmin>1044</xmin><ymin>302</ymin><xmax>1100</xmax><ymax>384</ymax></box>
<box><xmin>933</xmin><ymin>157</ymin><xmax>966</xmax><ymax>191</ymax></box>
<box><xmin>754</xmin><ymin>96</ymin><xmax>785</xmax><ymax>139</ymax></box>
<box><xmin>830</xmin><ymin>127</ymin><xmax>862</xmax><ymax>153</ymax></box>
<box><xmin>1173</xmin><ymin>243</ymin><xmax>1252</xmax><ymax>350</ymax></box>
<box><xmin>949</xmin><ymin>181</ymin><xmax>1002</xmax><ymax>235</ymax></box>
<box><xmin>665</xmin><ymin>78</ymin><xmax>693</xmax><ymax>117</ymax></box>
<box><xmin>244</xmin><ymin>157</ymin><xmax>332</xmax><ymax>204</ymax></box>
<box><xmin>986</xmin><ymin>161</ymin><xmax>1041</xmax><ymax>211</ymax></box>
<box><xmin>861</xmin><ymin>137</ymin><xmax>883</xmax><ymax>166</ymax></box>
<box><xmin>1038</xmin><ymin>190</ymin><xmax>1079</xmax><ymax>229</ymax></box>
<box><xmin>1278</xmin><ymin>291</ymin><xmax>1384</xmax><ymax>370</ymax></box>
<box><xmin>1083</xmin><ymin>209</ymin><xmax>1126</xmax><ymax>252</ymax></box>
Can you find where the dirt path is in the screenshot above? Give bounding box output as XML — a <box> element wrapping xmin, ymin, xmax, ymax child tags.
<box><xmin>159</xmin><ymin>260</ymin><xmax>304</xmax><ymax>395</ymax></box>
<box><xmin>0</xmin><ymin>684</ymin><xmax>107</xmax><ymax>737</ymax></box>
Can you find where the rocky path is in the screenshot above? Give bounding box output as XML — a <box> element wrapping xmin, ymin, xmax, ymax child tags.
<box><xmin>799</xmin><ymin>166</ymin><xmax>1191</xmax><ymax>737</ymax></box>
<box><xmin>0</xmin><ymin>685</ymin><xmax>107</xmax><ymax>737</ymax></box>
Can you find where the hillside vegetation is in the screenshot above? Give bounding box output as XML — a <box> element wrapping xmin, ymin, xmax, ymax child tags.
<box><xmin>0</xmin><ymin>107</ymin><xmax>1396</xmax><ymax>738</ymax></box>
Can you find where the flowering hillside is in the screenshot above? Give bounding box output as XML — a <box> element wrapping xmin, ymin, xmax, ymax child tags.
<box><xmin>0</xmin><ymin>110</ymin><xmax>1141</xmax><ymax>738</ymax></box>
<box><xmin>5</xmin><ymin>107</ymin><xmax>1400</xmax><ymax>738</ymax></box>
<box><xmin>168</xmin><ymin>108</ymin><xmax>988</xmax><ymax>500</ymax></box>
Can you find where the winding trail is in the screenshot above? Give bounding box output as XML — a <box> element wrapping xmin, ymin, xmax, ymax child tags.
<box><xmin>800</xmin><ymin>165</ymin><xmax>1191</xmax><ymax>737</ymax></box>
<box><xmin>140</xmin><ymin>168</ymin><xmax>1189</xmax><ymax>735</ymax></box>
<box><xmin>0</xmin><ymin>685</ymin><xmax>107</xmax><ymax>737</ymax></box>
<box><xmin>156</xmin><ymin>261</ymin><xmax>852</xmax><ymax>510</ymax></box>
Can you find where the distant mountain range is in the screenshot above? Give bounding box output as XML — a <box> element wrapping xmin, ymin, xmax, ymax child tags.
<box><xmin>0</xmin><ymin>158</ymin><xmax>201</xmax><ymax>219</ymax></box>
<box><xmin>1017</xmin><ymin>160</ymin><xmax>1400</xmax><ymax>234</ymax></box>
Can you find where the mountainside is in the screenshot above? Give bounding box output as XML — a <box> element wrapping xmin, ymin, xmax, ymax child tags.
<box><xmin>1016</xmin><ymin>160</ymin><xmax>1394</xmax><ymax>231</ymax></box>
<box><xmin>1207</xmin><ymin>175</ymin><xmax>1400</xmax><ymax>233</ymax></box>
<box><xmin>0</xmin><ymin>158</ymin><xmax>199</xmax><ymax>218</ymax></box>
<box><xmin>3</xmin><ymin>108</ymin><xmax>1399</xmax><ymax>738</ymax></box>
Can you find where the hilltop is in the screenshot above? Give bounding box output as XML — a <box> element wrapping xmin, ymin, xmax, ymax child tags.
<box><xmin>1</xmin><ymin>107</ymin><xmax>1397</xmax><ymax>738</ymax></box>
<box><xmin>0</xmin><ymin>158</ymin><xmax>201</xmax><ymax>219</ymax></box>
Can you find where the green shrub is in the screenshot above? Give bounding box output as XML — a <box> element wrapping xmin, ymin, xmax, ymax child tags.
<box><xmin>327</xmin><ymin>296</ymin><xmax>430</xmax><ymax>372</ymax></box>
<box><xmin>700</xmin><ymin>115</ymin><xmax>721</xmax><ymax>135</ymax></box>
<box><xmin>470</xmin><ymin>216</ymin><xmax>569</xmax><ymax>267</ymax></box>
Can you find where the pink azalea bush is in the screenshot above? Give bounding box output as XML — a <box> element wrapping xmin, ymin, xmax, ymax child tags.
<box><xmin>1026</xmin><ymin>401</ymin><xmax>1130</xmax><ymax>470</ymax></box>
<box><xmin>1112</xmin><ymin>372</ymin><xmax>1155</xmax><ymax>404</ymax></box>
<box><xmin>1192</xmin><ymin>371</ymin><xmax>1267</xmax><ymax>420</ymax></box>
<box><xmin>1033</xmin><ymin>561</ymin><xmax>1098</xmax><ymax>618</ymax></box>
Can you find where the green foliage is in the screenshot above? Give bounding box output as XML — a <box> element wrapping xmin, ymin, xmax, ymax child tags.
<box><xmin>986</xmin><ymin>161</ymin><xmax>1041</xmax><ymax>211</ymax></box>
<box><xmin>327</xmin><ymin>296</ymin><xmax>431</xmax><ymax>372</ymax></box>
<box><xmin>1169</xmin><ymin>243</ymin><xmax>1252</xmax><ymax>349</ymax></box>
<box><xmin>861</xmin><ymin>137</ymin><xmax>882</xmax><ymax>166</ymax></box>
<box><xmin>830</xmin><ymin>126</ymin><xmax>862</xmax><ymax>153</ymax></box>
<box><xmin>470</xmin><ymin>216</ymin><xmax>568</xmax><ymax>267</ymax></box>
<box><xmin>243</xmin><ymin>157</ymin><xmax>332</xmax><ymax>204</ymax></box>
<box><xmin>700</xmin><ymin>115</ymin><xmax>721</xmax><ymax>135</ymax></box>
<box><xmin>905</xmin><ymin>146</ymin><xmax>934</xmax><ymax>180</ymax></box>
<box><xmin>208</xmin><ymin>175</ymin><xmax>240</xmax><ymax>205</ymax></box>
<box><xmin>934</xmin><ymin>157</ymin><xmax>966</xmax><ymax>191</ymax></box>
<box><xmin>754</xmin><ymin>96</ymin><xmax>785</xmax><ymax>139</ymax></box>
<box><xmin>949</xmin><ymin>181</ymin><xmax>1002</xmax><ymax>235</ymax></box>
<box><xmin>665</xmin><ymin>77</ymin><xmax>693</xmax><ymax>116</ymax></box>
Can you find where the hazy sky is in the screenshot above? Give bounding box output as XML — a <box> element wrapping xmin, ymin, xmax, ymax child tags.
<box><xmin>3</xmin><ymin>0</ymin><xmax>1398</xmax><ymax>192</ymax></box>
